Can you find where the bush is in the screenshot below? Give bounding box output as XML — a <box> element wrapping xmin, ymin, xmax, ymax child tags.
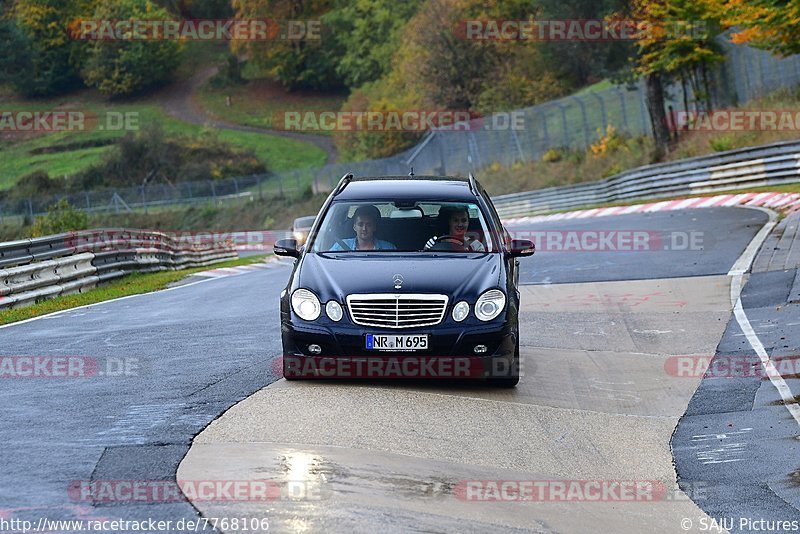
<box><xmin>70</xmin><ymin>124</ymin><xmax>266</xmax><ymax>191</ymax></box>
<box><xmin>542</xmin><ymin>149</ymin><xmax>562</xmax><ymax>163</ymax></box>
<box><xmin>709</xmin><ymin>134</ymin><xmax>736</xmax><ymax>152</ymax></box>
<box><xmin>590</xmin><ymin>125</ymin><xmax>627</xmax><ymax>158</ymax></box>
<box><xmin>31</xmin><ymin>199</ymin><xmax>89</xmax><ymax>237</ymax></box>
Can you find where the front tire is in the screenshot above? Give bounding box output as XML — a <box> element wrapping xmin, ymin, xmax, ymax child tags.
<box><xmin>488</xmin><ymin>337</ymin><xmax>519</xmax><ymax>388</ymax></box>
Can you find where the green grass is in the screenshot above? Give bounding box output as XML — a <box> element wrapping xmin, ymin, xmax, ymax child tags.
<box><xmin>0</xmin><ymin>93</ymin><xmax>327</xmax><ymax>191</ymax></box>
<box><xmin>196</xmin><ymin>77</ymin><xmax>347</xmax><ymax>135</ymax></box>
<box><xmin>573</xmin><ymin>79</ymin><xmax>614</xmax><ymax>95</ymax></box>
<box><xmin>0</xmin><ymin>254</ymin><xmax>268</xmax><ymax>325</ymax></box>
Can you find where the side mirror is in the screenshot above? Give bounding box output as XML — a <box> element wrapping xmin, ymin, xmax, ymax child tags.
<box><xmin>274</xmin><ymin>238</ymin><xmax>300</xmax><ymax>258</ymax></box>
<box><xmin>508</xmin><ymin>239</ymin><xmax>535</xmax><ymax>258</ymax></box>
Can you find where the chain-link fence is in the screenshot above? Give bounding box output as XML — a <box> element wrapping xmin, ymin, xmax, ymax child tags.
<box><xmin>311</xmin><ymin>35</ymin><xmax>800</xmax><ymax>191</ymax></box>
<box><xmin>0</xmin><ymin>169</ymin><xmax>313</xmax><ymax>225</ymax></box>
<box><xmin>4</xmin><ymin>34</ymin><xmax>800</xmax><ymax>221</ymax></box>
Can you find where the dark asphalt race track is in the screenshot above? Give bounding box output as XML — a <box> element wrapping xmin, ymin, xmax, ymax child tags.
<box><xmin>509</xmin><ymin>207</ymin><xmax>768</xmax><ymax>284</ymax></box>
<box><xmin>673</xmin><ymin>269</ymin><xmax>800</xmax><ymax>530</ymax></box>
<box><xmin>0</xmin><ymin>206</ymin><xmax>782</xmax><ymax>532</ymax></box>
<box><xmin>0</xmin><ymin>273</ymin><xmax>286</xmax><ymax>528</ymax></box>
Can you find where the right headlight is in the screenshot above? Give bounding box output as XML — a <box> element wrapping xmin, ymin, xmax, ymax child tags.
<box><xmin>475</xmin><ymin>289</ymin><xmax>506</xmax><ymax>321</ymax></box>
<box><xmin>291</xmin><ymin>289</ymin><xmax>321</xmax><ymax>321</ymax></box>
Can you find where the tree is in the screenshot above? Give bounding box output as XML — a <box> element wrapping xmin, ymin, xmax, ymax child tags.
<box><xmin>398</xmin><ymin>0</ymin><xmax>500</xmax><ymax>110</ymax></box>
<box><xmin>626</xmin><ymin>0</ymin><xmax>724</xmax><ymax>156</ymax></box>
<box><xmin>324</xmin><ymin>0</ymin><xmax>421</xmax><ymax>88</ymax></box>
<box><xmin>536</xmin><ymin>0</ymin><xmax>632</xmax><ymax>87</ymax></box>
<box><xmin>7</xmin><ymin>0</ymin><xmax>88</xmax><ymax>96</ymax></box>
<box><xmin>718</xmin><ymin>0</ymin><xmax>800</xmax><ymax>55</ymax></box>
<box><xmin>0</xmin><ymin>18</ymin><xmax>34</xmax><ymax>91</ymax></box>
<box><xmin>80</xmin><ymin>0</ymin><xmax>182</xmax><ymax>97</ymax></box>
<box><xmin>230</xmin><ymin>0</ymin><xmax>343</xmax><ymax>91</ymax></box>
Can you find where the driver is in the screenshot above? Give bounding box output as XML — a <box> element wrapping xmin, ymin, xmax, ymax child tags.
<box><xmin>424</xmin><ymin>205</ymin><xmax>485</xmax><ymax>252</ymax></box>
<box><xmin>331</xmin><ymin>205</ymin><xmax>397</xmax><ymax>251</ymax></box>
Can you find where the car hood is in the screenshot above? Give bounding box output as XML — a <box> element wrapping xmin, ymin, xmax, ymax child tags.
<box><xmin>296</xmin><ymin>253</ymin><xmax>503</xmax><ymax>301</ymax></box>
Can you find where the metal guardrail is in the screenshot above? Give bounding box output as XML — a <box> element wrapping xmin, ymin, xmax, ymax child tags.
<box><xmin>0</xmin><ymin>229</ymin><xmax>237</xmax><ymax>310</ymax></box>
<box><xmin>491</xmin><ymin>140</ymin><xmax>800</xmax><ymax>218</ymax></box>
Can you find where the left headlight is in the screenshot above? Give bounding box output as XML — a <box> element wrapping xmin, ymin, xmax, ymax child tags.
<box><xmin>475</xmin><ymin>289</ymin><xmax>506</xmax><ymax>321</ymax></box>
<box><xmin>291</xmin><ymin>289</ymin><xmax>321</xmax><ymax>321</ymax></box>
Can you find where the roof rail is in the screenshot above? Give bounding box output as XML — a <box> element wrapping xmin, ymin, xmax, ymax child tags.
<box><xmin>334</xmin><ymin>172</ymin><xmax>354</xmax><ymax>196</ymax></box>
<box><xmin>468</xmin><ymin>172</ymin><xmax>478</xmax><ymax>195</ymax></box>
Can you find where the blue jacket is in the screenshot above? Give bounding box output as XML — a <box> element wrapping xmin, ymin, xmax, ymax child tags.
<box><xmin>330</xmin><ymin>238</ymin><xmax>397</xmax><ymax>251</ymax></box>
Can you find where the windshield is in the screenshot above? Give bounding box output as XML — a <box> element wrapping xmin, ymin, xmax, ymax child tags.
<box><xmin>309</xmin><ymin>201</ymin><xmax>495</xmax><ymax>253</ymax></box>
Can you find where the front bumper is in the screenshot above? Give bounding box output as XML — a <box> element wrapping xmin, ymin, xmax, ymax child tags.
<box><xmin>280</xmin><ymin>320</ymin><xmax>516</xmax><ymax>379</ymax></box>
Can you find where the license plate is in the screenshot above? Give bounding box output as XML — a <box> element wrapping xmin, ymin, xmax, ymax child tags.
<box><xmin>366</xmin><ymin>334</ymin><xmax>428</xmax><ymax>351</ymax></box>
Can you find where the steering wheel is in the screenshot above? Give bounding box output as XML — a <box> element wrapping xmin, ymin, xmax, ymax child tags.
<box><xmin>429</xmin><ymin>235</ymin><xmax>466</xmax><ymax>251</ymax></box>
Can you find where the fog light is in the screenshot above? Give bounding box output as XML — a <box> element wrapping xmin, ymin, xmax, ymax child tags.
<box><xmin>452</xmin><ymin>301</ymin><xmax>469</xmax><ymax>322</ymax></box>
<box><xmin>474</xmin><ymin>345</ymin><xmax>487</xmax><ymax>354</ymax></box>
<box><xmin>308</xmin><ymin>344</ymin><xmax>322</xmax><ymax>355</ymax></box>
<box><xmin>326</xmin><ymin>300</ymin><xmax>343</xmax><ymax>321</ymax></box>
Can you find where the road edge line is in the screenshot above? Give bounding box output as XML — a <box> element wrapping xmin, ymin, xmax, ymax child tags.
<box><xmin>726</xmin><ymin>206</ymin><xmax>800</xmax><ymax>425</ymax></box>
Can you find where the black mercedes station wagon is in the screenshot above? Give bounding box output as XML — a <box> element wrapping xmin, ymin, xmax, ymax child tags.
<box><xmin>273</xmin><ymin>174</ymin><xmax>534</xmax><ymax>387</ymax></box>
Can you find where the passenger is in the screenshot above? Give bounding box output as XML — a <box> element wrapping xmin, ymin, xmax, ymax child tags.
<box><xmin>424</xmin><ymin>205</ymin><xmax>485</xmax><ymax>252</ymax></box>
<box><xmin>331</xmin><ymin>205</ymin><xmax>397</xmax><ymax>251</ymax></box>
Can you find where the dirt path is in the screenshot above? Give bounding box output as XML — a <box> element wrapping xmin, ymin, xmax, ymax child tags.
<box><xmin>160</xmin><ymin>66</ymin><xmax>337</xmax><ymax>165</ymax></box>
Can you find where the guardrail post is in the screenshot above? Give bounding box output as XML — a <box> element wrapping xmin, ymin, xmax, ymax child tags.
<box><xmin>27</xmin><ymin>198</ymin><xmax>34</xmax><ymax>220</ymax></box>
<box><xmin>234</xmin><ymin>177</ymin><xmax>239</xmax><ymax>195</ymax></box>
<box><xmin>210</xmin><ymin>181</ymin><xmax>217</xmax><ymax>205</ymax></box>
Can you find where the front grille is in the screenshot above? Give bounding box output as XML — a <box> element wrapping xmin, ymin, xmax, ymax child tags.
<box><xmin>346</xmin><ymin>294</ymin><xmax>449</xmax><ymax>328</ymax></box>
